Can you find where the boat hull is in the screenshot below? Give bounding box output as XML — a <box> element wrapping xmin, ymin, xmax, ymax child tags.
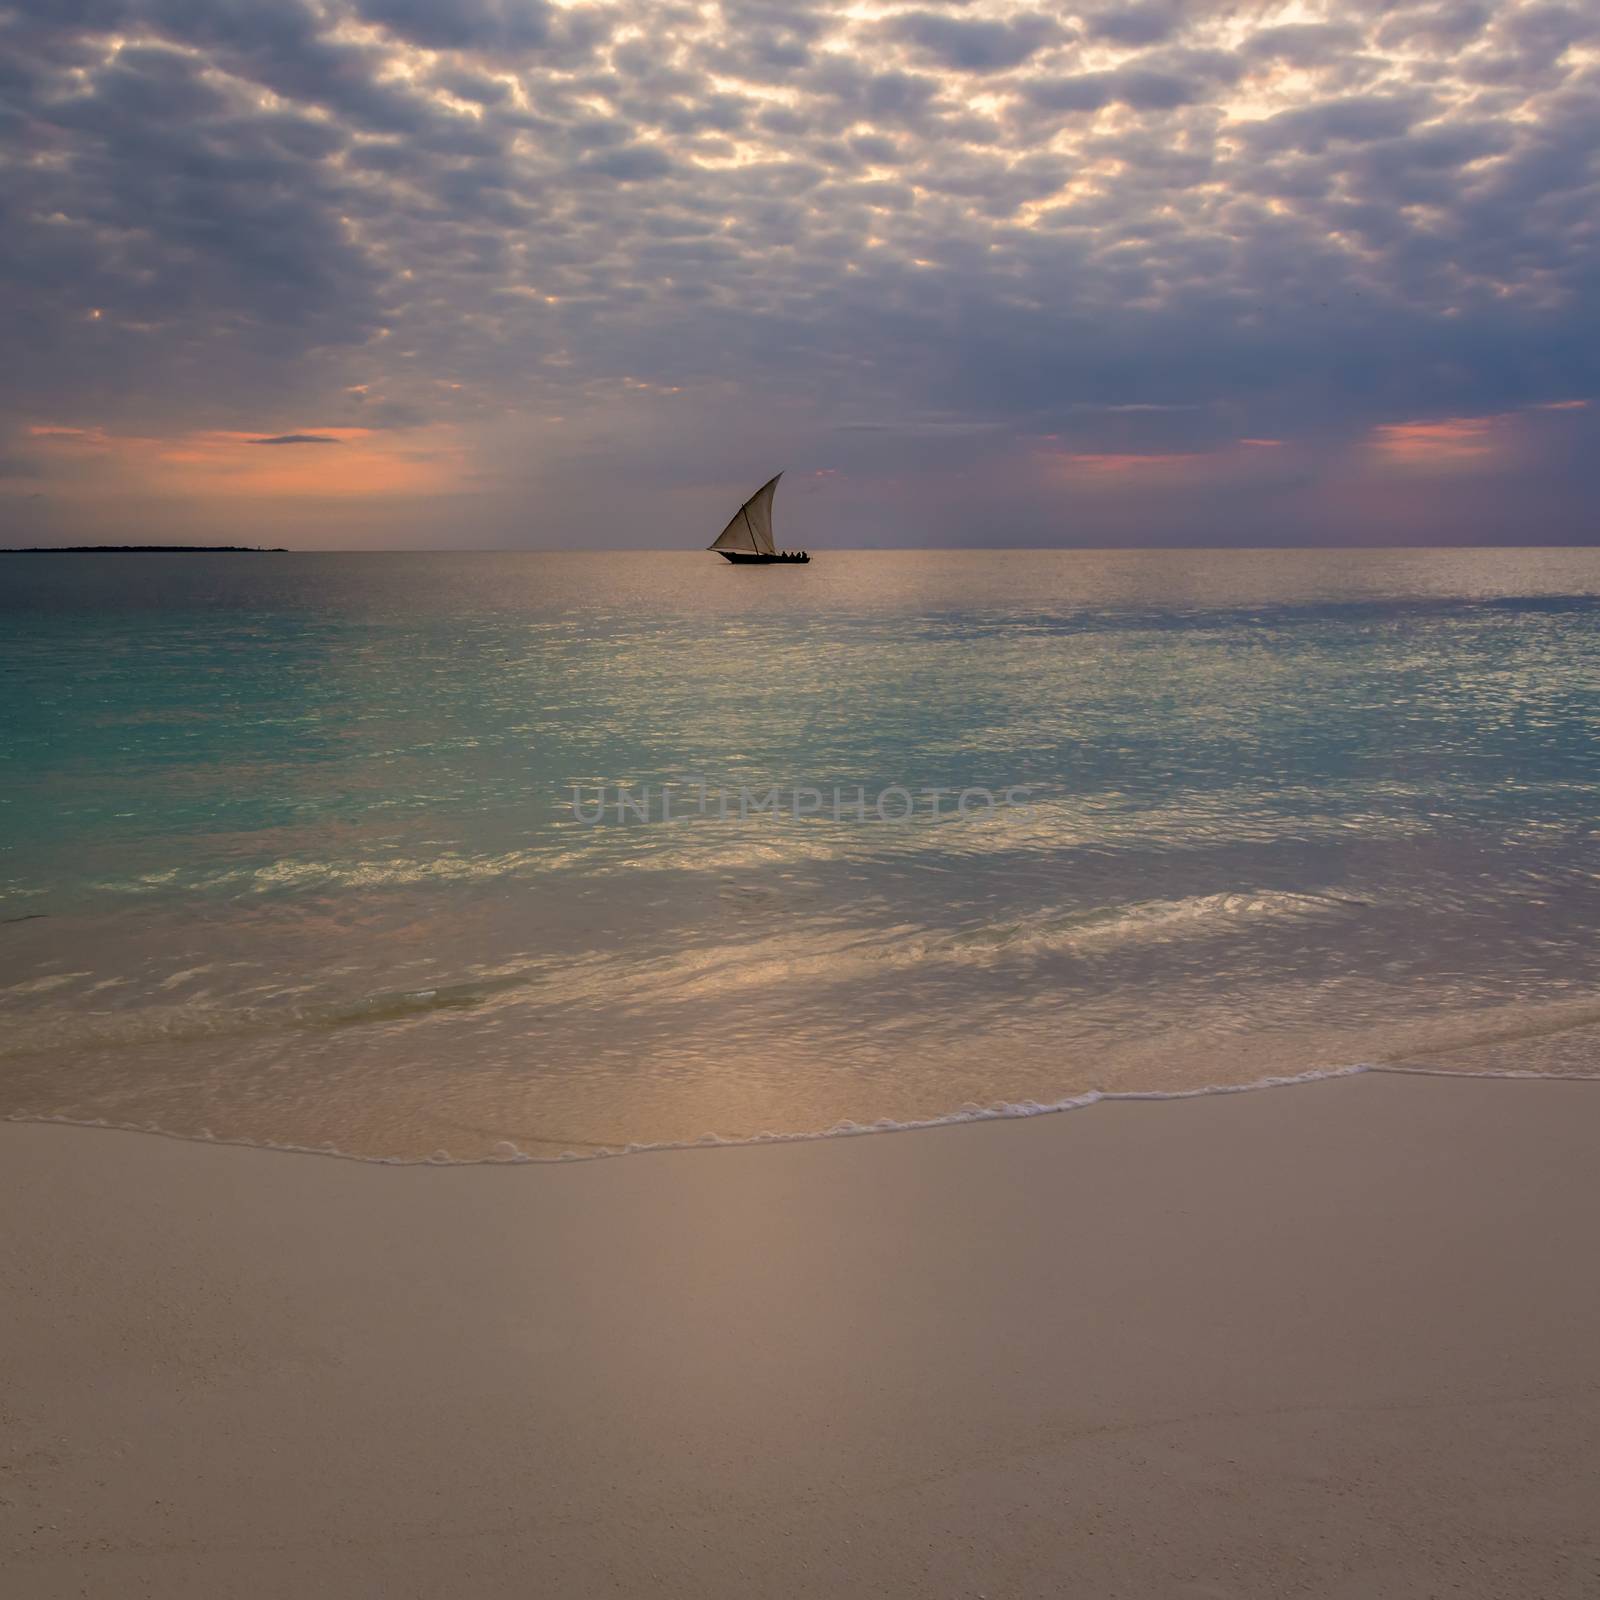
<box><xmin>718</xmin><ymin>551</ymin><xmax>809</xmax><ymax>564</ymax></box>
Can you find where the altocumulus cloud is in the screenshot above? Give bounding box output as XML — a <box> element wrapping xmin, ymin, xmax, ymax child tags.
<box><xmin>0</xmin><ymin>0</ymin><xmax>1597</xmax><ymax>546</ymax></box>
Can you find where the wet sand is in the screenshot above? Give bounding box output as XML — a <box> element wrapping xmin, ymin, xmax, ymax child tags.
<box><xmin>3</xmin><ymin>1069</ymin><xmax>1597</xmax><ymax>1598</ymax></box>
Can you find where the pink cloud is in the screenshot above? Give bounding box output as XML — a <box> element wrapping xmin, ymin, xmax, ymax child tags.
<box><xmin>1368</xmin><ymin>416</ymin><xmax>1505</xmax><ymax>464</ymax></box>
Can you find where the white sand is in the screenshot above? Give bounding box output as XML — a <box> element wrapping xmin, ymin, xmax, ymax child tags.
<box><xmin>3</xmin><ymin>1069</ymin><xmax>1598</xmax><ymax>1598</ymax></box>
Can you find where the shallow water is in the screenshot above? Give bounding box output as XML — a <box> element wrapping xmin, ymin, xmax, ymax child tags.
<box><xmin>5</xmin><ymin>548</ymin><xmax>1600</xmax><ymax>1159</ymax></box>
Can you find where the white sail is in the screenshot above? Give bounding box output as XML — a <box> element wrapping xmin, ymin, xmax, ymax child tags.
<box><xmin>709</xmin><ymin>473</ymin><xmax>781</xmax><ymax>555</ymax></box>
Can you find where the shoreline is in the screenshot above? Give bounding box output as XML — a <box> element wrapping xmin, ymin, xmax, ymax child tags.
<box><xmin>7</xmin><ymin>1058</ymin><xmax>1600</xmax><ymax>1167</ymax></box>
<box><xmin>4</xmin><ymin>1070</ymin><xmax>1598</xmax><ymax>1597</ymax></box>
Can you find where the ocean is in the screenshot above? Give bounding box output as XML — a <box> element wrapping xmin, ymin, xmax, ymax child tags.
<box><xmin>5</xmin><ymin>548</ymin><xmax>1600</xmax><ymax>1161</ymax></box>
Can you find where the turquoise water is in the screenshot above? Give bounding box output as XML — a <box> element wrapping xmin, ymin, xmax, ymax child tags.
<box><xmin>5</xmin><ymin>549</ymin><xmax>1600</xmax><ymax>1158</ymax></box>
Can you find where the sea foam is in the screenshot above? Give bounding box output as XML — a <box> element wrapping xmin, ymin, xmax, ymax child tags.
<box><xmin>8</xmin><ymin>1061</ymin><xmax>1598</xmax><ymax>1169</ymax></box>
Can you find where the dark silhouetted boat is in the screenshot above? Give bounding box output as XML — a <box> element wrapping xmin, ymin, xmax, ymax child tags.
<box><xmin>709</xmin><ymin>474</ymin><xmax>809</xmax><ymax>563</ymax></box>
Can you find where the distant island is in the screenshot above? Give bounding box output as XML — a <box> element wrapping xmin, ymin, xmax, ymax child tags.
<box><xmin>1</xmin><ymin>545</ymin><xmax>288</xmax><ymax>553</ymax></box>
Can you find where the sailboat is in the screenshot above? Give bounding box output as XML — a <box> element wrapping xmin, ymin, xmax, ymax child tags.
<box><xmin>709</xmin><ymin>473</ymin><xmax>809</xmax><ymax>563</ymax></box>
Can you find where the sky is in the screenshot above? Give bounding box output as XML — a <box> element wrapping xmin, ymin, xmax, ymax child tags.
<box><xmin>1</xmin><ymin>0</ymin><xmax>1597</xmax><ymax>549</ymax></box>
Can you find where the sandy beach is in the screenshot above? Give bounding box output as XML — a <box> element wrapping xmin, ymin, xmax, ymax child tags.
<box><xmin>11</xmin><ymin>0</ymin><xmax>1600</xmax><ymax>1590</ymax></box>
<box><xmin>3</xmin><ymin>1069</ymin><xmax>1597</xmax><ymax>1598</ymax></box>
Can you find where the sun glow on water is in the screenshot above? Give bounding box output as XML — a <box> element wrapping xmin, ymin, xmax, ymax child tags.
<box><xmin>5</xmin><ymin>548</ymin><xmax>1600</xmax><ymax>1159</ymax></box>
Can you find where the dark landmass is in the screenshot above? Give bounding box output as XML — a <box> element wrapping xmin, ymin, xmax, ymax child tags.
<box><xmin>0</xmin><ymin>544</ymin><xmax>288</xmax><ymax>553</ymax></box>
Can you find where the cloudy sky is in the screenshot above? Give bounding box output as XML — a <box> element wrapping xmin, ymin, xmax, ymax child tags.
<box><xmin>2</xmin><ymin>0</ymin><xmax>1597</xmax><ymax>548</ymax></box>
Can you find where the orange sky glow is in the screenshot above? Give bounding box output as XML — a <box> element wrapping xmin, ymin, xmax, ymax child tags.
<box><xmin>26</xmin><ymin>425</ymin><xmax>465</xmax><ymax>501</ymax></box>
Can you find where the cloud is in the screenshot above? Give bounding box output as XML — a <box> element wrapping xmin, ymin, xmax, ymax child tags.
<box><xmin>250</xmin><ymin>434</ymin><xmax>344</xmax><ymax>445</ymax></box>
<box><xmin>1247</xmin><ymin>96</ymin><xmax>1426</xmax><ymax>154</ymax></box>
<box><xmin>1369</xmin><ymin>415</ymin><xmax>1505</xmax><ymax>464</ymax></box>
<box><xmin>576</xmin><ymin>144</ymin><xmax>676</xmax><ymax>181</ymax></box>
<box><xmin>0</xmin><ymin>0</ymin><xmax>1597</xmax><ymax>546</ymax></box>
<box><xmin>1243</xmin><ymin>23</ymin><xmax>1362</xmax><ymax>65</ymax></box>
<box><xmin>356</xmin><ymin>0</ymin><xmax>554</xmax><ymax>52</ymax></box>
<box><xmin>888</xmin><ymin>12</ymin><xmax>1066</xmax><ymax>72</ymax></box>
<box><xmin>1087</xmin><ymin>4</ymin><xmax>1184</xmax><ymax>48</ymax></box>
